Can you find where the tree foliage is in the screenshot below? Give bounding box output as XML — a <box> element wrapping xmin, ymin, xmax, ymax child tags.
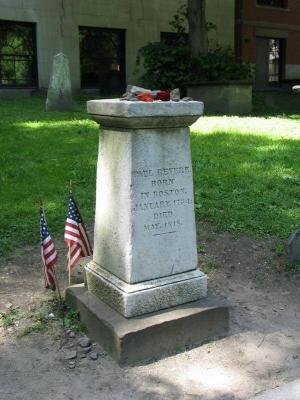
<box><xmin>136</xmin><ymin>5</ymin><xmax>253</xmax><ymax>90</ymax></box>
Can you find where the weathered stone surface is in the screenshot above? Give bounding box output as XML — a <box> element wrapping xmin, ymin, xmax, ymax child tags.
<box><xmin>87</xmin><ymin>98</ymin><xmax>203</xmax><ymax>118</ymax></box>
<box><xmin>66</xmin><ymin>285</ymin><xmax>229</xmax><ymax>365</ymax></box>
<box><xmin>46</xmin><ymin>53</ymin><xmax>72</xmax><ymax>112</ymax></box>
<box><xmin>288</xmin><ymin>229</ymin><xmax>300</xmax><ymax>262</ymax></box>
<box><xmin>87</xmin><ymin>99</ymin><xmax>203</xmax><ymax>128</ymax></box>
<box><xmin>92</xmin><ymin>126</ymin><xmax>198</xmax><ymax>285</ymax></box>
<box><xmin>85</xmin><ymin>98</ymin><xmax>207</xmax><ymax>317</ymax></box>
<box><xmin>85</xmin><ymin>262</ymin><xmax>207</xmax><ymax>317</ymax></box>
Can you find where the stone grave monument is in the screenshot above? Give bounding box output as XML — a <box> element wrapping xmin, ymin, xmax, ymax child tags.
<box><xmin>67</xmin><ymin>99</ymin><xmax>229</xmax><ymax>364</ymax></box>
<box><xmin>46</xmin><ymin>52</ymin><xmax>72</xmax><ymax>112</ymax></box>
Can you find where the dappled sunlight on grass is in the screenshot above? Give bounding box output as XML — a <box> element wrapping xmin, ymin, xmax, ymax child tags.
<box><xmin>191</xmin><ymin>124</ymin><xmax>300</xmax><ymax>238</ymax></box>
<box><xmin>0</xmin><ymin>97</ymin><xmax>98</xmax><ymax>256</ymax></box>
<box><xmin>18</xmin><ymin>119</ymin><xmax>95</xmax><ymax>130</ymax></box>
<box><xmin>191</xmin><ymin>115</ymin><xmax>300</xmax><ymax>138</ymax></box>
<box><xmin>0</xmin><ymin>93</ymin><xmax>300</xmax><ymax>255</ymax></box>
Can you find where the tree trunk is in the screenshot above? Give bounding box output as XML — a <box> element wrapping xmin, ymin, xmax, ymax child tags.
<box><xmin>187</xmin><ymin>0</ymin><xmax>208</xmax><ymax>57</ymax></box>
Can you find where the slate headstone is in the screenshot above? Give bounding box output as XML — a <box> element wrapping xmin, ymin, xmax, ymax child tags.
<box><xmin>46</xmin><ymin>52</ymin><xmax>72</xmax><ymax>111</ymax></box>
<box><xmin>288</xmin><ymin>229</ymin><xmax>300</xmax><ymax>262</ymax></box>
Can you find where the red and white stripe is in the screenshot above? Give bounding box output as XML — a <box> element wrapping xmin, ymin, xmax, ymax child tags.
<box><xmin>41</xmin><ymin>236</ymin><xmax>57</xmax><ymax>289</ymax></box>
<box><xmin>64</xmin><ymin>218</ymin><xmax>92</xmax><ymax>269</ymax></box>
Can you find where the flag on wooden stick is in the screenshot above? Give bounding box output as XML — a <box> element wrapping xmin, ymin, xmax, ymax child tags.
<box><xmin>40</xmin><ymin>206</ymin><xmax>58</xmax><ymax>290</ymax></box>
<box><xmin>64</xmin><ymin>192</ymin><xmax>92</xmax><ymax>271</ymax></box>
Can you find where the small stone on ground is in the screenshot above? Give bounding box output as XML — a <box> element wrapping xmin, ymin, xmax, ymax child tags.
<box><xmin>68</xmin><ymin>361</ymin><xmax>76</xmax><ymax>369</ymax></box>
<box><xmin>63</xmin><ymin>350</ymin><xmax>77</xmax><ymax>360</ymax></box>
<box><xmin>78</xmin><ymin>336</ymin><xmax>91</xmax><ymax>348</ymax></box>
<box><xmin>79</xmin><ymin>346</ymin><xmax>91</xmax><ymax>354</ymax></box>
<box><xmin>89</xmin><ymin>351</ymin><xmax>98</xmax><ymax>360</ymax></box>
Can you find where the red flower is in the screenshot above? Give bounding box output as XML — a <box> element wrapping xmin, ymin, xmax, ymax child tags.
<box><xmin>137</xmin><ymin>92</ymin><xmax>154</xmax><ymax>102</ymax></box>
<box><xmin>156</xmin><ymin>90</ymin><xmax>170</xmax><ymax>101</ymax></box>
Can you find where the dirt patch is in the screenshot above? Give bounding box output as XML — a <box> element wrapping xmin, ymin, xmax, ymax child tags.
<box><xmin>1</xmin><ymin>222</ymin><xmax>300</xmax><ymax>400</ymax></box>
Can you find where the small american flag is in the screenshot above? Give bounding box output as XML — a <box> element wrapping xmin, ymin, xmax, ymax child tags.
<box><xmin>64</xmin><ymin>192</ymin><xmax>92</xmax><ymax>269</ymax></box>
<box><xmin>40</xmin><ymin>207</ymin><xmax>57</xmax><ymax>290</ymax></box>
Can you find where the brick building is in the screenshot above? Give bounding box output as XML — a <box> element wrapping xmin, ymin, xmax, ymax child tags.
<box><xmin>235</xmin><ymin>0</ymin><xmax>300</xmax><ymax>89</ymax></box>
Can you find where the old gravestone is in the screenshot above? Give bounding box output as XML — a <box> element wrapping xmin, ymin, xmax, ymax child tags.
<box><xmin>288</xmin><ymin>229</ymin><xmax>300</xmax><ymax>262</ymax></box>
<box><xmin>46</xmin><ymin>53</ymin><xmax>72</xmax><ymax>111</ymax></box>
<box><xmin>66</xmin><ymin>99</ymin><xmax>229</xmax><ymax>364</ymax></box>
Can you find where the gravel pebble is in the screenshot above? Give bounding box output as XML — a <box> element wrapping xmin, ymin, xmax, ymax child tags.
<box><xmin>79</xmin><ymin>346</ymin><xmax>92</xmax><ymax>354</ymax></box>
<box><xmin>89</xmin><ymin>351</ymin><xmax>99</xmax><ymax>361</ymax></box>
<box><xmin>68</xmin><ymin>361</ymin><xmax>76</xmax><ymax>369</ymax></box>
<box><xmin>64</xmin><ymin>350</ymin><xmax>77</xmax><ymax>360</ymax></box>
<box><xmin>78</xmin><ymin>336</ymin><xmax>91</xmax><ymax>348</ymax></box>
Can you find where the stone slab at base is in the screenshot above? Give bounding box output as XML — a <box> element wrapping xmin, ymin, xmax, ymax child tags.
<box><xmin>66</xmin><ymin>285</ymin><xmax>229</xmax><ymax>365</ymax></box>
<box><xmin>248</xmin><ymin>378</ymin><xmax>300</xmax><ymax>400</ymax></box>
<box><xmin>85</xmin><ymin>261</ymin><xmax>207</xmax><ymax>317</ymax></box>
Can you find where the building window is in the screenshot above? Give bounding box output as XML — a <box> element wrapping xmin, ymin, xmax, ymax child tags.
<box><xmin>255</xmin><ymin>37</ymin><xmax>285</xmax><ymax>89</ymax></box>
<box><xmin>79</xmin><ymin>26</ymin><xmax>125</xmax><ymax>94</ymax></box>
<box><xmin>257</xmin><ymin>0</ymin><xmax>287</xmax><ymax>8</ymax></box>
<box><xmin>269</xmin><ymin>39</ymin><xmax>285</xmax><ymax>84</ymax></box>
<box><xmin>0</xmin><ymin>20</ymin><xmax>37</xmax><ymax>87</ymax></box>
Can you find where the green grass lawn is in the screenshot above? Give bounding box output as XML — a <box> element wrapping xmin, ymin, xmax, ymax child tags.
<box><xmin>0</xmin><ymin>92</ymin><xmax>300</xmax><ymax>257</ymax></box>
<box><xmin>0</xmin><ymin>95</ymin><xmax>99</xmax><ymax>256</ymax></box>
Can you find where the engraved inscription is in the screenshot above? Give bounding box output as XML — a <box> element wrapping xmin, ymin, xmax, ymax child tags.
<box><xmin>132</xmin><ymin>166</ymin><xmax>193</xmax><ymax>236</ymax></box>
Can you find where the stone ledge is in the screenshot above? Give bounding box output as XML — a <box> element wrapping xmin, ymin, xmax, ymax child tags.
<box><xmin>66</xmin><ymin>285</ymin><xmax>229</xmax><ymax>365</ymax></box>
<box><xmin>187</xmin><ymin>80</ymin><xmax>253</xmax><ymax>87</ymax></box>
<box><xmin>87</xmin><ymin>99</ymin><xmax>204</xmax><ymax>118</ymax></box>
<box><xmin>85</xmin><ymin>262</ymin><xmax>207</xmax><ymax>317</ymax></box>
<box><xmin>88</xmin><ymin>115</ymin><xmax>201</xmax><ymax>128</ymax></box>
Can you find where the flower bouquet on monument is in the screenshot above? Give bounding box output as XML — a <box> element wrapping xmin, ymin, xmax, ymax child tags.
<box><xmin>120</xmin><ymin>85</ymin><xmax>193</xmax><ymax>102</ymax></box>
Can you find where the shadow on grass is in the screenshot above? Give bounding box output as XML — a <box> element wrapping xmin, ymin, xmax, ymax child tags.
<box><xmin>191</xmin><ymin>130</ymin><xmax>300</xmax><ymax>239</ymax></box>
<box><xmin>0</xmin><ymin>92</ymin><xmax>299</xmax><ymax>256</ymax></box>
<box><xmin>0</xmin><ymin>112</ymin><xmax>98</xmax><ymax>257</ymax></box>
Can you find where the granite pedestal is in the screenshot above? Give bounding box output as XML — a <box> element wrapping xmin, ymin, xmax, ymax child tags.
<box><xmin>66</xmin><ymin>99</ymin><xmax>229</xmax><ymax>364</ymax></box>
<box><xmin>66</xmin><ymin>285</ymin><xmax>229</xmax><ymax>365</ymax></box>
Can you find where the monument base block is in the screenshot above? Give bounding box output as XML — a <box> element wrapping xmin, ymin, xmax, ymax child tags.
<box><xmin>85</xmin><ymin>261</ymin><xmax>207</xmax><ymax>317</ymax></box>
<box><xmin>66</xmin><ymin>285</ymin><xmax>229</xmax><ymax>365</ymax></box>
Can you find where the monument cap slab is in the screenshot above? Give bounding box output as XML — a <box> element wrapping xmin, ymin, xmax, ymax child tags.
<box><xmin>87</xmin><ymin>99</ymin><xmax>204</xmax><ymax>117</ymax></box>
<box><xmin>87</xmin><ymin>99</ymin><xmax>204</xmax><ymax>128</ymax></box>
